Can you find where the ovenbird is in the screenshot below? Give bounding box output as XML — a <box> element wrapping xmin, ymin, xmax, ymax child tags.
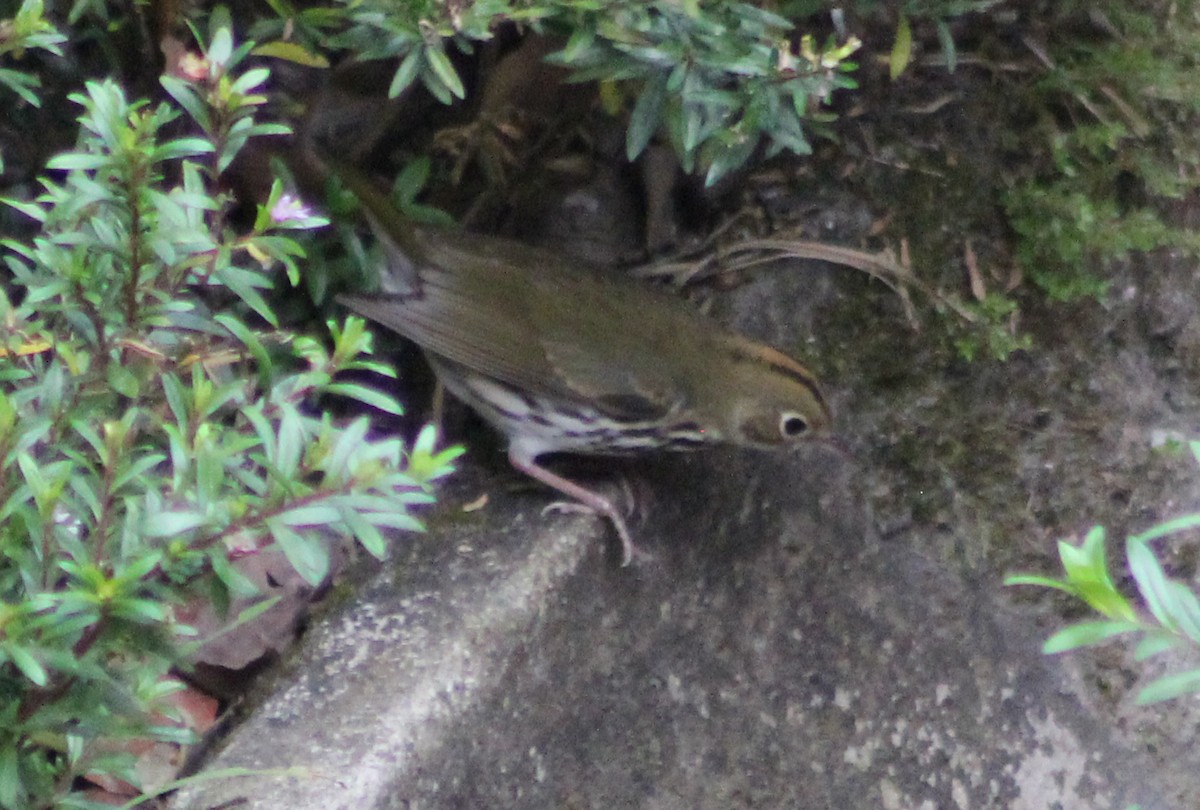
<box><xmin>326</xmin><ymin>156</ymin><xmax>831</xmax><ymax>564</ymax></box>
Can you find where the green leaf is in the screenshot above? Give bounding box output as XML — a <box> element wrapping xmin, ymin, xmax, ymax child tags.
<box><xmin>161</xmin><ymin>373</ymin><xmax>189</xmax><ymax>428</ymax></box>
<box><xmin>16</xmin><ymin>452</ymin><xmax>46</xmax><ymax>498</ymax></box>
<box><xmin>1167</xmin><ymin>584</ymin><xmax>1200</xmax><ymax>643</ymax></box>
<box><xmin>1055</xmin><ymin>527</ymin><xmax>1137</xmax><ymax>621</ymax></box>
<box><xmin>1130</xmin><ymin>512</ymin><xmax>1200</xmax><ymax>544</ymax></box>
<box><xmin>247</xmin><ymin>122</ymin><xmax>291</xmax><ymax>138</ymax></box>
<box><xmin>45</xmin><ymin>151</ymin><xmax>109</xmax><ymax>171</ymax></box>
<box><xmin>1042</xmin><ymin>620</ymin><xmax>1140</xmax><ymax>654</ymax></box>
<box><xmin>1133</xmin><ymin>633</ymin><xmax>1180</xmax><ymax>661</ymax></box>
<box><xmin>364</xmin><ymin>511</ymin><xmax>425</xmax><ymax>532</ymax></box>
<box><xmin>1003</xmin><ymin>573</ymin><xmax>1076</xmax><ymax>592</ymax></box>
<box><xmin>144</xmin><ymin>510</ymin><xmax>208</xmax><ymax>538</ymax></box>
<box><xmin>208</xmin><ymin>26</ymin><xmax>234</xmax><ymax>67</ymax></box>
<box><xmin>268</xmin><ymin>520</ymin><xmax>329</xmax><ymax>586</ymax></box>
<box><xmin>323</xmin><ymin>382</ymin><xmax>404</xmax><ymax>416</ymax></box>
<box><xmin>3</xmin><ymin>196</ymin><xmax>47</xmax><ymax>222</ymax></box>
<box><xmin>7</xmin><ymin>644</ymin><xmax>47</xmax><ymax>686</ymax></box>
<box><xmin>1127</xmin><ymin>538</ymin><xmax>1178</xmax><ymax>631</ymax></box>
<box><xmin>389</xmin><ymin>47</ymin><xmax>424</xmax><ymax>98</ymax></box>
<box><xmin>627</xmin><ymin>71</ymin><xmax>668</xmax><ymax>161</ymax></box>
<box><xmin>889</xmin><ymin>15</ymin><xmax>912</xmax><ymax>81</ymax></box>
<box><xmin>229</xmin><ymin>67</ymin><xmax>272</xmax><ymax>97</ymax></box>
<box><xmin>1136</xmin><ymin>668</ymin><xmax>1200</xmax><ymax>705</ymax></box>
<box><xmin>334</xmin><ymin>494</ymin><xmax>420</xmax><ymax>514</ymax></box>
<box><xmin>107</xmin><ymin>362</ymin><xmax>140</xmax><ymax>398</ymax></box>
<box><xmin>215</xmin><ymin>266</ymin><xmax>277</xmax><ymax>326</ymax></box>
<box><xmin>558</xmin><ymin>25</ymin><xmax>597</xmax><ymax>63</ymax></box>
<box><xmin>341</xmin><ymin>507</ymin><xmax>387</xmax><ymax>559</ymax></box>
<box><xmin>111</xmin><ymin>597</ymin><xmax>168</xmax><ymax>623</ymax></box>
<box><xmin>0</xmin><ymin>67</ymin><xmax>41</xmax><ymax>106</ymax></box>
<box><xmin>1058</xmin><ymin>526</ymin><xmax>1105</xmax><ymax>577</ymax></box>
<box><xmin>241</xmin><ymin>405</ymin><xmax>276</xmax><ymax>458</ymax></box>
<box><xmin>111</xmin><ymin>452</ymin><xmax>167</xmax><ymax>493</ymax></box>
<box><xmin>233</xmin><ymin>595</ymin><xmax>283</xmax><ymax>626</ymax></box>
<box><xmin>209</xmin><ymin>549</ymin><xmax>260</xmax><ymax>599</ymax></box>
<box><xmin>276</xmin><ymin>504</ymin><xmax>341</xmax><ymax>527</ymax></box>
<box><xmin>935</xmin><ymin>20</ymin><xmax>957</xmax><ymax>73</ymax></box>
<box><xmin>72</xmin><ymin>419</ymin><xmax>108</xmax><ymax>464</ymax></box>
<box><xmin>119</xmin><ymin>549</ymin><xmax>164</xmax><ymax>581</ymax></box>
<box><xmin>408</xmin><ymin>441</ymin><xmax>464</xmax><ymax>483</ymax></box>
<box><xmin>326</xmin><ymin>416</ymin><xmax>370</xmax><ymax>478</ymax></box>
<box><xmin>275</xmin><ymin>404</ymin><xmax>304</xmax><ymax>478</ymax></box>
<box><xmin>216</xmin><ymin>313</ymin><xmax>272</xmax><ymax>387</ymax></box>
<box><xmin>424</xmin><ymin>45</ymin><xmax>465</xmax><ymax>100</ymax></box>
<box><xmin>704</xmin><ymin>133</ymin><xmax>757</xmax><ymax>187</ymax></box>
<box><xmin>253</xmin><ymin>40</ymin><xmax>330</xmax><ymax>68</ymax></box>
<box><xmin>411</xmin><ymin>423</ymin><xmax>439</xmax><ymax>459</ymax></box>
<box><xmin>161</xmin><ymin>75</ymin><xmax>211</xmax><ymax>131</ymax></box>
<box><xmin>219</xmin><ymin>119</ymin><xmax>253</xmax><ymax>173</ymax></box>
<box><xmin>153</xmin><ymin>137</ymin><xmax>214</xmax><ymax>162</ymax></box>
<box><xmin>181</xmin><ymin>595</ymin><xmax>281</xmax><ymax>657</ymax></box>
<box><xmin>393</xmin><ymin>156</ymin><xmax>431</xmax><ymax>206</ymax></box>
<box><xmin>0</xmin><ymin>743</ymin><xmax>24</xmax><ymax>809</ymax></box>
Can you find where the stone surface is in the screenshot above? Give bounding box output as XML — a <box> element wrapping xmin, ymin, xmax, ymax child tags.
<box><xmin>173</xmin><ymin>438</ymin><xmax>1169</xmax><ymax>809</ymax></box>
<box><xmin>176</xmin><ymin>114</ymin><xmax>1200</xmax><ymax>810</ymax></box>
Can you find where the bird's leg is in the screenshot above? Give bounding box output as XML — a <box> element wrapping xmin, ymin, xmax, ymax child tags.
<box><xmin>507</xmin><ymin>448</ymin><xmax>646</xmax><ymax>566</ymax></box>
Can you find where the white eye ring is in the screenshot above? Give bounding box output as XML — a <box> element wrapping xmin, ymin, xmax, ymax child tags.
<box><xmin>779</xmin><ymin>412</ymin><xmax>809</xmax><ymax>438</ymax></box>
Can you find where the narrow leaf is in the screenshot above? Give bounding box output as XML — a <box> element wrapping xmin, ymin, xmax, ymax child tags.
<box><xmin>276</xmin><ymin>504</ymin><xmax>341</xmax><ymax>527</ymax></box>
<box><xmin>253</xmin><ymin>41</ymin><xmax>330</xmax><ymax>68</ymax></box>
<box><xmin>144</xmin><ymin>510</ymin><xmax>208</xmax><ymax>538</ymax></box>
<box><xmin>389</xmin><ymin>47</ymin><xmax>424</xmax><ymax>98</ymax></box>
<box><xmin>1134</xmin><ymin>633</ymin><xmax>1181</xmax><ymax>661</ymax></box>
<box><xmin>1042</xmin><ymin>620</ymin><xmax>1139</xmax><ymax>654</ymax></box>
<box><xmin>889</xmin><ymin>15</ymin><xmax>912</xmax><ymax>80</ymax></box>
<box><xmin>275</xmin><ymin>404</ymin><xmax>304</xmax><ymax>478</ymax></box>
<box><xmin>8</xmin><ymin>645</ymin><xmax>48</xmax><ymax>686</ymax></box>
<box><xmin>209</xmin><ymin>549</ymin><xmax>260</xmax><ymax>599</ymax></box>
<box><xmin>268</xmin><ymin>520</ymin><xmax>329</xmax><ymax>586</ymax></box>
<box><xmin>160</xmin><ymin>75</ymin><xmax>211</xmax><ymax>131</ymax></box>
<box><xmin>341</xmin><ymin>507</ymin><xmax>387</xmax><ymax>559</ymax></box>
<box><xmin>627</xmin><ymin>71</ymin><xmax>668</xmax><ymax>160</ymax></box>
<box><xmin>1130</xmin><ymin>513</ymin><xmax>1200</xmax><ymax>544</ymax></box>
<box><xmin>1136</xmin><ymin>668</ymin><xmax>1200</xmax><ymax>705</ymax></box>
<box><xmin>424</xmin><ymin>46</ymin><xmax>465</xmax><ymax>99</ymax></box>
<box><xmin>935</xmin><ymin>20</ymin><xmax>957</xmax><ymax>73</ymax></box>
<box><xmin>365</xmin><ymin>511</ymin><xmax>425</xmax><ymax>532</ymax></box>
<box><xmin>1127</xmin><ymin>539</ymin><xmax>1177</xmax><ymax>630</ymax></box>
<box><xmin>45</xmin><ymin>152</ymin><xmax>109</xmax><ymax>171</ymax></box>
<box><xmin>323</xmin><ymin>382</ymin><xmax>404</xmax><ymax>416</ymax></box>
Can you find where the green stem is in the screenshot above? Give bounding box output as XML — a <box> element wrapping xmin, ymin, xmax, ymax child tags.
<box><xmin>122</xmin><ymin>161</ymin><xmax>146</xmax><ymax>326</ymax></box>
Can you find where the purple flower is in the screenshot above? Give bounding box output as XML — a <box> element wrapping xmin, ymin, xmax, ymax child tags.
<box><xmin>270</xmin><ymin>193</ymin><xmax>312</xmax><ymax>224</ymax></box>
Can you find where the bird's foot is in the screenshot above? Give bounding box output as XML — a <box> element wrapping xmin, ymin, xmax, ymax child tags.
<box><xmin>540</xmin><ymin>500</ymin><xmax>652</xmax><ymax>566</ymax></box>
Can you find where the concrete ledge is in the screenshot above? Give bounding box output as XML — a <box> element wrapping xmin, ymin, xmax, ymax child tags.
<box><xmin>174</xmin><ymin>451</ymin><xmax>1165</xmax><ymax>809</ymax></box>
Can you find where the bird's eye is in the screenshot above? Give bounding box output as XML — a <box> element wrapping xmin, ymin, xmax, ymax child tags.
<box><xmin>780</xmin><ymin>412</ymin><xmax>809</xmax><ymax>438</ymax></box>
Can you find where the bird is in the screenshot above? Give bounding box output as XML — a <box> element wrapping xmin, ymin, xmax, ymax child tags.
<box><xmin>325</xmin><ymin>155</ymin><xmax>833</xmax><ymax>564</ymax></box>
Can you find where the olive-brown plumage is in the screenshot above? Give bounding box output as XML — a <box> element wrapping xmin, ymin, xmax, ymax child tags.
<box><xmin>330</xmin><ymin>158</ymin><xmax>831</xmax><ymax>563</ymax></box>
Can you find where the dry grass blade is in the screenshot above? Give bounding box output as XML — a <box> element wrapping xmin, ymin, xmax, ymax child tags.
<box><xmin>635</xmin><ymin>231</ymin><xmax>980</xmax><ymax>328</ymax></box>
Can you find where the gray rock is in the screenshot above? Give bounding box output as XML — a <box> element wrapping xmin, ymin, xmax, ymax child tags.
<box><xmin>174</xmin><ymin>163</ymin><xmax>1200</xmax><ymax>810</ymax></box>
<box><xmin>172</xmin><ymin>439</ymin><xmax>1164</xmax><ymax>809</ymax></box>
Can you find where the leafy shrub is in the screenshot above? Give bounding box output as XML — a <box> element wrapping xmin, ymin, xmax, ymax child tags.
<box><xmin>1001</xmin><ymin>2</ymin><xmax>1200</xmax><ymax>301</ymax></box>
<box><xmin>1007</xmin><ymin>442</ymin><xmax>1200</xmax><ymax>705</ymax></box>
<box><xmin>252</xmin><ymin>0</ymin><xmax>860</xmax><ymax>185</ymax></box>
<box><xmin>0</xmin><ymin>19</ymin><xmax>459</xmax><ymax>808</ymax></box>
<box><xmin>0</xmin><ymin>0</ymin><xmax>66</xmax><ymax>173</ymax></box>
